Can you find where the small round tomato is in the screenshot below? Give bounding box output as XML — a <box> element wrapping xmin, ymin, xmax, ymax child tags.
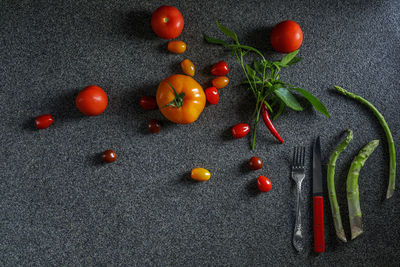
<box><xmin>257</xmin><ymin>176</ymin><xmax>272</xmax><ymax>192</ymax></box>
<box><xmin>35</xmin><ymin>114</ymin><xmax>54</xmax><ymax>129</ymax></box>
<box><xmin>151</xmin><ymin>6</ymin><xmax>184</xmax><ymax>39</ymax></box>
<box><xmin>168</xmin><ymin>40</ymin><xmax>186</xmax><ymax>53</ymax></box>
<box><xmin>232</xmin><ymin>123</ymin><xmax>250</xmax><ymax>139</ymax></box>
<box><xmin>148</xmin><ymin>119</ymin><xmax>162</xmax><ymax>133</ymax></box>
<box><xmin>191</xmin><ymin>167</ymin><xmax>211</xmax><ymax>181</ymax></box>
<box><xmin>205</xmin><ymin>87</ymin><xmax>219</xmax><ymax>105</ymax></box>
<box><xmin>249</xmin><ymin>157</ymin><xmax>263</xmax><ymax>170</ymax></box>
<box><xmin>102</xmin><ymin>150</ymin><xmax>117</xmax><ymax>163</ymax></box>
<box><xmin>75</xmin><ymin>85</ymin><xmax>108</xmax><ymax>116</ymax></box>
<box><xmin>270</xmin><ymin>20</ymin><xmax>303</xmax><ymax>53</ymax></box>
<box><xmin>139</xmin><ymin>96</ymin><xmax>157</xmax><ymax>110</ymax></box>
<box><xmin>211</xmin><ymin>61</ymin><xmax>229</xmax><ymax>76</ymax></box>
<box><xmin>181</xmin><ymin>59</ymin><xmax>195</xmax><ymax>76</ymax></box>
<box><xmin>212</xmin><ymin>76</ymin><xmax>229</xmax><ymax>89</ymax></box>
<box><xmin>156</xmin><ymin>74</ymin><xmax>205</xmax><ymax>124</ymax></box>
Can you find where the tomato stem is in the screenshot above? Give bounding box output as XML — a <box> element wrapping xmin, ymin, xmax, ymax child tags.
<box><xmin>160</xmin><ymin>82</ymin><xmax>185</xmax><ymax>109</ymax></box>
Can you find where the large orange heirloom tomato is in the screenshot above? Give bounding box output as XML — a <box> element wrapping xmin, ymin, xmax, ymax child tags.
<box><xmin>156</xmin><ymin>74</ymin><xmax>206</xmax><ymax>124</ymax></box>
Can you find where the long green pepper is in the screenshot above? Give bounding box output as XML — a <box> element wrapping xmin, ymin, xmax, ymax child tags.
<box><xmin>347</xmin><ymin>139</ymin><xmax>380</xmax><ymax>240</ymax></box>
<box><xmin>327</xmin><ymin>130</ymin><xmax>353</xmax><ymax>242</ymax></box>
<box><xmin>335</xmin><ymin>86</ymin><xmax>396</xmax><ymax>199</ymax></box>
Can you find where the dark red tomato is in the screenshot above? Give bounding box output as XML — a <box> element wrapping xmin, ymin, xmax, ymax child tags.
<box><xmin>249</xmin><ymin>156</ymin><xmax>263</xmax><ymax>170</ymax></box>
<box><xmin>205</xmin><ymin>87</ymin><xmax>219</xmax><ymax>105</ymax></box>
<box><xmin>75</xmin><ymin>85</ymin><xmax>108</xmax><ymax>116</ymax></box>
<box><xmin>148</xmin><ymin>119</ymin><xmax>162</xmax><ymax>133</ymax></box>
<box><xmin>102</xmin><ymin>150</ymin><xmax>117</xmax><ymax>163</ymax></box>
<box><xmin>35</xmin><ymin>114</ymin><xmax>54</xmax><ymax>129</ymax></box>
<box><xmin>270</xmin><ymin>20</ymin><xmax>303</xmax><ymax>53</ymax></box>
<box><xmin>231</xmin><ymin>123</ymin><xmax>250</xmax><ymax>139</ymax></box>
<box><xmin>257</xmin><ymin>175</ymin><xmax>272</xmax><ymax>192</ymax></box>
<box><xmin>151</xmin><ymin>6</ymin><xmax>184</xmax><ymax>39</ymax></box>
<box><xmin>140</xmin><ymin>96</ymin><xmax>157</xmax><ymax>110</ymax></box>
<box><xmin>211</xmin><ymin>61</ymin><xmax>229</xmax><ymax>76</ymax></box>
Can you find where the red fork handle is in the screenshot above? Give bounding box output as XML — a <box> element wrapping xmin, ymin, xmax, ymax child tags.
<box><xmin>313</xmin><ymin>196</ymin><xmax>325</xmax><ymax>253</ymax></box>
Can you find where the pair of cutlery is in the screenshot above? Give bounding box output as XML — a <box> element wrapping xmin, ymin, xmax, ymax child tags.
<box><xmin>291</xmin><ymin>137</ymin><xmax>325</xmax><ymax>253</ymax></box>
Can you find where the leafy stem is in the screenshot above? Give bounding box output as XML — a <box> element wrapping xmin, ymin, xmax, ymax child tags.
<box><xmin>204</xmin><ymin>22</ymin><xmax>330</xmax><ymax>149</ymax></box>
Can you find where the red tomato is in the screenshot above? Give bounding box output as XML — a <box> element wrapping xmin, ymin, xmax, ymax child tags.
<box><xmin>35</xmin><ymin>114</ymin><xmax>54</xmax><ymax>129</ymax></box>
<box><xmin>211</xmin><ymin>61</ymin><xmax>229</xmax><ymax>76</ymax></box>
<box><xmin>205</xmin><ymin>87</ymin><xmax>219</xmax><ymax>105</ymax></box>
<box><xmin>75</xmin><ymin>85</ymin><xmax>108</xmax><ymax>116</ymax></box>
<box><xmin>270</xmin><ymin>20</ymin><xmax>303</xmax><ymax>53</ymax></box>
<box><xmin>140</xmin><ymin>96</ymin><xmax>157</xmax><ymax>110</ymax></box>
<box><xmin>231</xmin><ymin>123</ymin><xmax>250</xmax><ymax>139</ymax></box>
<box><xmin>257</xmin><ymin>175</ymin><xmax>272</xmax><ymax>192</ymax></box>
<box><xmin>151</xmin><ymin>6</ymin><xmax>184</xmax><ymax>39</ymax></box>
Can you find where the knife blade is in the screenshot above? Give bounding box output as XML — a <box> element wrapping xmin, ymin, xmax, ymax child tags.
<box><xmin>313</xmin><ymin>136</ymin><xmax>325</xmax><ymax>253</ymax></box>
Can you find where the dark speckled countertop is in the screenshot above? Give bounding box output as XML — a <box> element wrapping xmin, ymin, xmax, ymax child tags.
<box><xmin>1</xmin><ymin>0</ymin><xmax>399</xmax><ymax>266</ymax></box>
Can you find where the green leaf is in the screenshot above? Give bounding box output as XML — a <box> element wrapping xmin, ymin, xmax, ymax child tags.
<box><xmin>273</xmin><ymin>101</ymin><xmax>285</xmax><ymax>120</ymax></box>
<box><xmin>286</xmin><ymin>57</ymin><xmax>302</xmax><ymax>66</ymax></box>
<box><xmin>245</xmin><ymin>64</ymin><xmax>256</xmax><ymax>78</ymax></box>
<box><xmin>216</xmin><ymin>21</ymin><xmax>239</xmax><ymax>44</ymax></box>
<box><xmin>280</xmin><ymin>50</ymin><xmax>299</xmax><ymax>66</ymax></box>
<box><xmin>290</xmin><ymin>87</ymin><xmax>331</xmax><ymax>117</ymax></box>
<box><xmin>253</xmin><ymin>60</ymin><xmax>263</xmax><ymax>74</ymax></box>
<box><xmin>272</xmin><ymin>62</ymin><xmax>281</xmax><ymax>71</ymax></box>
<box><xmin>203</xmin><ymin>34</ymin><xmax>228</xmax><ymax>45</ymax></box>
<box><xmin>274</xmin><ymin>87</ymin><xmax>303</xmax><ymax>111</ymax></box>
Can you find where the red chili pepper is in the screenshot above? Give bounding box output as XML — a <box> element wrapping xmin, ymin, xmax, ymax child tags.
<box><xmin>261</xmin><ymin>103</ymin><xmax>284</xmax><ymax>144</ymax></box>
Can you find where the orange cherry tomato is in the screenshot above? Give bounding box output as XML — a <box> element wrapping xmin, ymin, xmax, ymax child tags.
<box><xmin>212</xmin><ymin>76</ymin><xmax>229</xmax><ymax>89</ymax></box>
<box><xmin>75</xmin><ymin>85</ymin><xmax>108</xmax><ymax>116</ymax></box>
<box><xmin>156</xmin><ymin>74</ymin><xmax>206</xmax><ymax>124</ymax></box>
<box><xmin>168</xmin><ymin>40</ymin><xmax>186</xmax><ymax>53</ymax></box>
<box><xmin>180</xmin><ymin>59</ymin><xmax>195</xmax><ymax>76</ymax></box>
<box><xmin>191</xmin><ymin>168</ymin><xmax>211</xmax><ymax>181</ymax></box>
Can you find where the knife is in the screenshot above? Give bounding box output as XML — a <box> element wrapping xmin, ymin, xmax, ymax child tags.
<box><xmin>313</xmin><ymin>136</ymin><xmax>325</xmax><ymax>253</ymax></box>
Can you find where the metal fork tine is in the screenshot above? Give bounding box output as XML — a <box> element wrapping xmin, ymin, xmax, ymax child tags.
<box><xmin>302</xmin><ymin>147</ymin><xmax>306</xmax><ymax>166</ymax></box>
<box><xmin>293</xmin><ymin>147</ymin><xmax>297</xmax><ymax>166</ymax></box>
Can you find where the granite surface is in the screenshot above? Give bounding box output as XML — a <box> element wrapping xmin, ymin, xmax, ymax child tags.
<box><xmin>1</xmin><ymin>0</ymin><xmax>399</xmax><ymax>266</ymax></box>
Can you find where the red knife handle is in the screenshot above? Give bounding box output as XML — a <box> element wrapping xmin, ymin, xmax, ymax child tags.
<box><xmin>313</xmin><ymin>196</ymin><xmax>325</xmax><ymax>253</ymax></box>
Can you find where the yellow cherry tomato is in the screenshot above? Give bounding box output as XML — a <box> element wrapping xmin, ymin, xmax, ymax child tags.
<box><xmin>167</xmin><ymin>40</ymin><xmax>187</xmax><ymax>54</ymax></box>
<box><xmin>156</xmin><ymin>74</ymin><xmax>206</xmax><ymax>124</ymax></box>
<box><xmin>191</xmin><ymin>168</ymin><xmax>211</xmax><ymax>181</ymax></box>
<box><xmin>181</xmin><ymin>59</ymin><xmax>195</xmax><ymax>76</ymax></box>
<box><xmin>212</xmin><ymin>76</ymin><xmax>229</xmax><ymax>89</ymax></box>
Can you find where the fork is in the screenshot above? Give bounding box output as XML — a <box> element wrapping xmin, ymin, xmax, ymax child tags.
<box><xmin>292</xmin><ymin>146</ymin><xmax>306</xmax><ymax>252</ymax></box>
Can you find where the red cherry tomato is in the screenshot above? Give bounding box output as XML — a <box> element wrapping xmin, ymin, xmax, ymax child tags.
<box><xmin>270</xmin><ymin>20</ymin><xmax>303</xmax><ymax>53</ymax></box>
<box><xmin>205</xmin><ymin>87</ymin><xmax>219</xmax><ymax>105</ymax></box>
<box><xmin>257</xmin><ymin>175</ymin><xmax>272</xmax><ymax>192</ymax></box>
<box><xmin>140</xmin><ymin>96</ymin><xmax>157</xmax><ymax>110</ymax></box>
<box><xmin>75</xmin><ymin>85</ymin><xmax>108</xmax><ymax>116</ymax></box>
<box><xmin>35</xmin><ymin>114</ymin><xmax>54</xmax><ymax>129</ymax></box>
<box><xmin>211</xmin><ymin>61</ymin><xmax>229</xmax><ymax>76</ymax></box>
<box><xmin>249</xmin><ymin>157</ymin><xmax>263</xmax><ymax>170</ymax></box>
<box><xmin>148</xmin><ymin>119</ymin><xmax>162</xmax><ymax>133</ymax></box>
<box><xmin>151</xmin><ymin>6</ymin><xmax>184</xmax><ymax>39</ymax></box>
<box><xmin>231</xmin><ymin>123</ymin><xmax>250</xmax><ymax>139</ymax></box>
<box><xmin>102</xmin><ymin>150</ymin><xmax>117</xmax><ymax>163</ymax></box>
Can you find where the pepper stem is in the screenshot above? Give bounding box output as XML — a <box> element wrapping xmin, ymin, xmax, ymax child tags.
<box><xmin>160</xmin><ymin>82</ymin><xmax>185</xmax><ymax>109</ymax></box>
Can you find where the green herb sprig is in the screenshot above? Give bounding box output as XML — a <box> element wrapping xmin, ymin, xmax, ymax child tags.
<box><xmin>204</xmin><ymin>21</ymin><xmax>330</xmax><ymax>150</ymax></box>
